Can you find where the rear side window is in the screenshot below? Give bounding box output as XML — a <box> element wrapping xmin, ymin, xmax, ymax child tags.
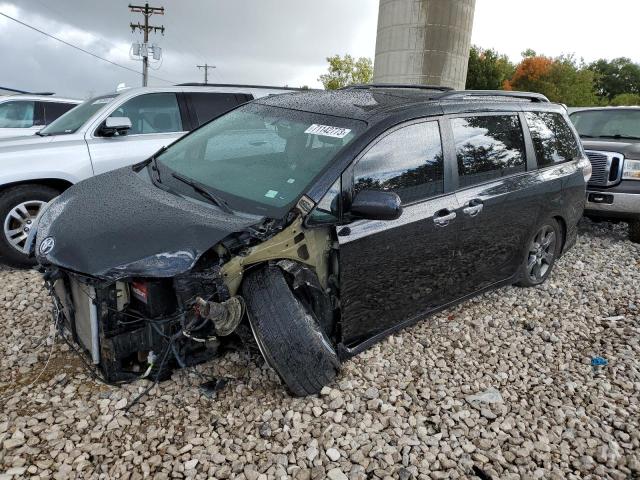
<box><xmin>526</xmin><ymin>112</ymin><xmax>581</xmax><ymax>167</ymax></box>
<box><xmin>452</xmin><ymin>115</ymin><xmax>526</xmax><ymax>188</ymax></box>
<box><xmin>43</xmin><ymin>102</ymin><xmax>77</xmax><ymax>124</ymax></box>
<box><xmin>190</xmin><ymin>93</ymin><xmax>252</xmax><ymax>127</ymax></box>
<box><xmin>109</xmin><ymin>93</ymin><xmax>182</xmax><ymax>135</ymax></box>
<box><xmin>0</xmin><ymin>101</ymin><xmax>35</xmax><ymax>128</ymax></box>
<box><xmin>354</xmin><ymin>121</ymin><xmax>444</xmax><ymax>204</ymax></box>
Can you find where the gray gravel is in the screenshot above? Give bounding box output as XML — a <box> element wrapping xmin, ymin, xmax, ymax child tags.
<box><xmin>1</xmin><ymin>219</ymin><xmax>639</xmax><ymax>479</ymax></box>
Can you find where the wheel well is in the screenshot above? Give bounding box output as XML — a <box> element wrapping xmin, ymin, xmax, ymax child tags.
<box><xmin>0</xmin><ymin>178</ymin><xmax>73</xmax><ymax>195</ymax></box>
<box><xmin>553</xmin><ymin>215</ymin><xmax>567</xmax><ymax>254</ymax></box>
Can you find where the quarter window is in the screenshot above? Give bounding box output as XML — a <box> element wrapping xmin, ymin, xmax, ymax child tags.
<box><xmin>108</xmin><ymin>93</ymin><xmax>182</xmax><ymax>135</ymax></box>
<box><xmin>190</xmin><ymin>92</ymin><xmax>252</xmax><ymax>127</ymax></box>
<box><xmin>452</xmin><ymin>115</ymin><xmax>526</xmax><ymax>187</ymax></box>
<box><xmin>43</xmin><ymin>102</ymin><xmax>77</xmax><ymax>124</ymax></box>
<box><xmin>526</xmin><ymin>112</ymin><xmax>581</xmax><ymax>167</ymax></box>
<box><xmin>354</xmin><ymin>122</ymin><xmax>444</xmax><ymax>204</ymax></box>
<box><xmin>0</xmin><ymin>101</ymin><xmax>35</xmax><ymax>128</ymax></box>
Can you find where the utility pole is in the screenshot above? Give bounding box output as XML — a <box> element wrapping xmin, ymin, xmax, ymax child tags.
<box><xmin>196</xmin><ymin>64</ymin><xmax>216</xmax><ymax>84</ymax></box>
<box><xmin>129</xmin><ymin>3</ymin><xmax>165</xmax><ymax>86</ymax></box>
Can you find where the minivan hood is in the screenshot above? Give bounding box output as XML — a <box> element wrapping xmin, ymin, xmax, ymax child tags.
<box><xmin>35</xmin><ymin>167</ymin><xmax>264</xmax><ymax>280</ymax></box>
<box><xmin>582</xmin><ymin>140</ymin><xmax>640</xmax><ymax>159</ymax></box>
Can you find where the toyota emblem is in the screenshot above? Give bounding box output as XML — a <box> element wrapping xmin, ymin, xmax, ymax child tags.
<box><xmin>39</xmin><ymin>237</ymin><xmax>55</xmax><ymax>255</ymax></box>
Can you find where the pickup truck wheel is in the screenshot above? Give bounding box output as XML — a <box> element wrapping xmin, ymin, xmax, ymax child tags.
<box><xmin>0</xmin><ymin>185</ymin><xmax>59</xmax><ymax>268</ymax></box>
<box><xmin>516</xmin><ymin>219</ymin><xmax>561</xmax><ymax>288</ymax></box>
<box><xmin>630</xmin><ymin>220</ymin><xmax>640</xmax><ymax>244</ymax></box>
<box><xmin>242</xmin><ymin>265</ymin><xmax>340</xmax><ymax>396</ymax></box>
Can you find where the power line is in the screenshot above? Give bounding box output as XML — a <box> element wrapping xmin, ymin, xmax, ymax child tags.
<box><xmin>0</xmin><ymin>10</ymin><xmax>175</xmax><ymax>85</ymax></box>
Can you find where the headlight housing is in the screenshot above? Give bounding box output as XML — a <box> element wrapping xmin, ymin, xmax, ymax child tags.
<box><xmin>622</xmin><ymin>159</ymin><xmax>640</xmax><ymax>180</ymax></box>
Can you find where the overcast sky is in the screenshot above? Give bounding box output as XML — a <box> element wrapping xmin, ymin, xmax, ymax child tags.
<box><xmin>1</xmin><ymin>0</ymin><xmax>639</xmax><ymax>99</ymax></box>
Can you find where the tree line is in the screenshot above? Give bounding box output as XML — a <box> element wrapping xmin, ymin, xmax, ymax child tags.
<box><xmin>466</xmin><ymin>46</ymin><xmax>640</xmax><ymax>106</ymax></box>
<box><xmin>319</xmin><ymin>50</ymin><xmax>640</xmax><ymax>107</ymax></box>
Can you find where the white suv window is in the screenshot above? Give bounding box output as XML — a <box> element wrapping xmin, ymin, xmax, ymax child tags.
<box><xmin>0</xmin><ymin>101</ymin><xmax>35</xmax><ymax>128</ymax></box>
<box><xmin>108</xmin><ymin>93</ymin><xmax>183</xmax><ymax>135</ymax></box>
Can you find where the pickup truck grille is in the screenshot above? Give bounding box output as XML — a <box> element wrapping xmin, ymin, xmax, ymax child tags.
<box><xmin>586</xmin><ymin>150</ymin><xmax>623</xmax><ymax>187</ymax></box>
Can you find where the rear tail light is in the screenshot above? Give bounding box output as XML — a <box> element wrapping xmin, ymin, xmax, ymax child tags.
<box><xmin>577</xmin><ymin>156</ymin><xmax>592</xmax><ymax>182</ymax></box>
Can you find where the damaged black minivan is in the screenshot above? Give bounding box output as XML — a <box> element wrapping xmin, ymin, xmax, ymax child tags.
<box><xmin>30</xmin><ymin>86</ymin><xmax>590</xmax><ymax>395</ymax></box>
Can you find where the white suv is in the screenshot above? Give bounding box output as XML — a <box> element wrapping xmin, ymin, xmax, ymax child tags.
<box><xmin>0</xmin><ymin>94</ymin><xmax>81</xmax><ymax>138</ymax></box>
<box><xmin>0</xmin><ymin>84</ymin><xmax>295</xmax><ymax>267</ymax></box>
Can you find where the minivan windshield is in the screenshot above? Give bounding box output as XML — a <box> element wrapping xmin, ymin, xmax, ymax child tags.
<box><xmin>570</xmin><ymin>109</ymin><xmax>640</xmax><ymax>140</ymax></box>
<box><xmin>39</xmin><ymin>94</ymin><xmax>117</xmax><ymax>136</ymax></box>
<box><xmin>156</xmin><ymin>103</ymin><xmax>364</xmax><ymax>216</ymax></box>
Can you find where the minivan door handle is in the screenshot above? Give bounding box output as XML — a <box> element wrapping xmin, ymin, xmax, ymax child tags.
<box><xmin>433</xmin><ymin>209</ymin><xmax>457</xmax><ymax>227</ymax></box>
<box><xmin>462</xmin><ymin>199</ymin><xmax>484</xmax><ymax>217</ymax></box>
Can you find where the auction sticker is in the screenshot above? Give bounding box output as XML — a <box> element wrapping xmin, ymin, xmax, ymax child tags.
<box><xmin>305</xmin><ymin>124</ymin><xmax>351</xmax><ymax>139</ymax></box>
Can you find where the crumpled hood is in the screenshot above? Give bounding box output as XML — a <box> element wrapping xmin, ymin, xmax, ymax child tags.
<box><xmin>582</xmin><ymin>140</ymin><xmax>640</xmax><ymax>159</ymax></box>
<box><xmin>35</xmin><ymin>167</ymin><xmax>264</xmax><ymax>280</ymax></box>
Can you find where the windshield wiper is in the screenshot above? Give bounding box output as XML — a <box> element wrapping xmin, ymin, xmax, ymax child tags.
<box><xmin>171</xmin><ymin>172</ymin><xmax>233</xmax><ymax>214</ymax></box>
<box><xmin>579</xmin><ymin>134</ymin><xmax>595</xmax><ymax>138</ymax></box>
<box><xmin>132</xmin><ymin>146</ymin><xmax>166</xmax><ymax>175</ymax></box>
<box><xmin>35</xmin><ymin>131</ymin><xmax>49</xmax><ymax>137</ymax></box>
<box><xmin>596</xmin><ymin>134</ymin><xmax>640</xmax><ymax>140</ymax></box>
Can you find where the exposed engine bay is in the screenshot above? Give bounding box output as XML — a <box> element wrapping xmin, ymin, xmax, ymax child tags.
<box><xmin>42</xmin><ymin>216</ymin><xmax>337</xmax><ymax>384</ymax></box>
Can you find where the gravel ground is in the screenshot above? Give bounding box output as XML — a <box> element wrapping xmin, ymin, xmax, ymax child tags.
<box><xmin>0</xmin><ymin>219</ymin><xmax>639</xmax><ymax>480</ymax></box>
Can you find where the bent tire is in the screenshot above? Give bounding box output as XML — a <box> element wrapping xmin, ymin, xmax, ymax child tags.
<box><xmin>516</xmin><ymin>218</ymin><xmax>562</xmax><ymax>288</ymax></box>
<box><xmin>629</xmin><ymin>220</ymin><xmax>640</xmax><ymax>244</ymax></box>
<box><xmin>242</xmin><ymin>265</ymin><xmax>340</xmax><ymax>396</ymax></box>
<box><xmin>0</xmin><ymin>185</ymin><xmax>60</xmax><ymax>268</ymax></box>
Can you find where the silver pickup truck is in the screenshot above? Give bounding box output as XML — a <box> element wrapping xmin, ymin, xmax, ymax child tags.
<box><xmin>0</xmin><ymin>84</ymin><xmax>294</xmax><ymax>267</ymax></box>
<box><xmin>569</xmin><ymin>107</ymin><xmax>640</xmax><ymax>243</ymax></box>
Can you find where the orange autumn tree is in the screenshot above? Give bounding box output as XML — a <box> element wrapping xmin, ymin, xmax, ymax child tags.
<box><xmin>504</xmin><ymin>50</ymin><xmax>599</xmax><ymax>106</ymax></box>
<box><xmin>503</xmin><ymin>54</ymin><xmax>553</xmax><ymax>93</ymax></box>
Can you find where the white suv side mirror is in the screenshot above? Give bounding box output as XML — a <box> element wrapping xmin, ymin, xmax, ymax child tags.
<box><xmin>101</xmin><ymin>117</ymin><xmax>132</xmax><ymax>137</ymax></box>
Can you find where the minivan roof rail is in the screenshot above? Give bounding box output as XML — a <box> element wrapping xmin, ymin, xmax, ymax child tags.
<box><xmin>438</xmin><ymin>90</ymin><xmax>550</xmax><ymax>103</ymax></box>
<box><xmin>344</xmin><ymin>84</ymin><xmax>454</xmax><ymax>92</ymax></box>
<box><xmin>176</xmin><ymin>83</ymin><xmax>308</xmax><ymax>91</ymax></box>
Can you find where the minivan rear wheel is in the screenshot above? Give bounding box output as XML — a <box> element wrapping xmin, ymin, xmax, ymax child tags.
<box><xmin>0</xmin><ymin>184</ymin><xmax>59</xmax><ymax>268</ymax></box>
<box><xmin>516</xmin><ymin>219</ymin><xmax>561</xmax><ymax>287</ymax></box>
<box><xmin>242</xmin><ymin>264</ymin><xmax>340</xmax><ymax>396</ymax></box>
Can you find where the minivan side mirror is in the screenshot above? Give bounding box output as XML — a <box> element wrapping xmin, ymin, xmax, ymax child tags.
<box><xmin>350</xmin><ymin>190</ymin><xmax>402</xmax><ymax>221</ymax></box>
<box><xmin>99</xmin><ymin>116</ymin><xmax>132</xmax><ymax>137</ymax></box>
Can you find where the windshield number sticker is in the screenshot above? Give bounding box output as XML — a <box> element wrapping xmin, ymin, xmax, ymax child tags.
<box><xmin>265</xmin><ymin>190</ymin><xmax>278</xmax><ymax>199</ymax></box>
<box><xmin>305</xmin><ymin>124</ymin><xmax>351</xmax><ymax>139</ymax></box>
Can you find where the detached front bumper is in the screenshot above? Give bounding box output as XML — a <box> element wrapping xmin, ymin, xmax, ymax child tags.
<box><xmin>585</xmin><ymin>181</ymin><xmax>640</xmax><ymax>221</ymax></box>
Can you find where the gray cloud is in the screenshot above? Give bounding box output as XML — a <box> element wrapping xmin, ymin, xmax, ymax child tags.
<box><xmin>0</xmin><ymin>0</ymin><xmax>378</xmax><ymax>98</ymax></box>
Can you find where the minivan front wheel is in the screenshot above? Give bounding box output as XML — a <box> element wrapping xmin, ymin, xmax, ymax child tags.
<box><xmin>516</xmin><ymin>219</ymin><xmax>561</xmax><ymax>287</ymax></box>
<box><xmin>0</xmin><ymin>185</ymin><xmax>59</xmax><ymax>268</ymax></box>
<box><xmin>242</xmin><ymin>265</ymin><xmax>340</xmax><ymax>396</ymax></box>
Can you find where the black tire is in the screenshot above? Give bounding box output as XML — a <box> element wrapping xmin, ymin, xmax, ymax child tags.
<box><xmin>242</xmin><ymin>265</ymin><xmax>340</xmax><ymax>396</ymax></box>
<box><xmin>0</xmin><ymin>184</ymin><xmax>60</xmax><ymax>268</ymax></box>
<box><xmin>629</xmin><ymin>220</ymin><xmax>640</xmax><ymax>244</ymax></box>
<box><xmin>516</xmin><ymin>218</ymin><xmax>562</xmax><ymax>288</ymax></box>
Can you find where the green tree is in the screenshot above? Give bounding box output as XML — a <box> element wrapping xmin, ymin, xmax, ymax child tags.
<box><xmin>546</xmin><ymin>55</ymin><xmax>600</xmax><ymax>106</ymax></box>
<box><xmin>610</xmin><ymin>93</ymin><xmax>640</xmax><ymax>106</ymax></box>
<box><xmin>465</xmin><ymin>45</ymin><xmax>515</xmax><ymax>90</ymax></box>
<box><xmin>588</xmin><ymin>57</ymin><xmax>640</xmax><ymax>100</ymax></box>
<box><xmin>319</xmin><ymin>54</ymin><xmax>373</xmax><ymax>90</ymax></box>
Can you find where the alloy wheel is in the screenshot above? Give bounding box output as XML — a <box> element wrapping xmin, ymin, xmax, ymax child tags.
<box><xmin>527</xmin><ymin>225</ymin><xmax>556</xmax><ymax>283</ymax></box>
<box><xmin>3</xmin><ymin>200</ymin><xmax>46</xmax><ymax>252</ymax></box>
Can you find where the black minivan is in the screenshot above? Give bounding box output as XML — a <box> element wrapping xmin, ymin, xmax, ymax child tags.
<box><xmin>31</xmin><ymin>86</ymin><xmax>590</xmax><ymax>396</ymax></box>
